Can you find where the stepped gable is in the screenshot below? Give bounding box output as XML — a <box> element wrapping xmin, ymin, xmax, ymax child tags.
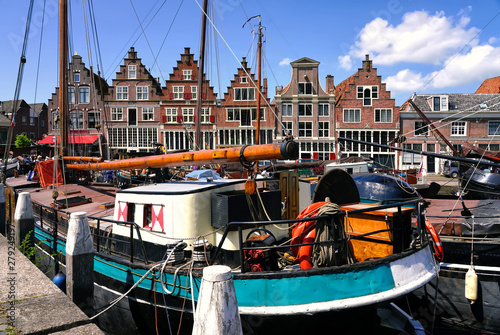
<box><xmin>475</xmin><ymin>76</ymin><xmax>500</xmax><ymax>94</ymax></box>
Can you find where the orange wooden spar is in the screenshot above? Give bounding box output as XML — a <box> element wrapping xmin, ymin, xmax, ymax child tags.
<box><xmin>66</xmin><ymin>140</ymin><xmax>299</xmax><ymax>171</ymax></box>
<box><xmin>63</xmin><ymin>156</ymin><xmax>103</xmax><ymax>162</ymax></box>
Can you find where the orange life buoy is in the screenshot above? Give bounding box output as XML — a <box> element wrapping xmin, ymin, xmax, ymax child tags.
<box><xmin>425</xmin><ymin>219</ymin><xmax>444</xmax><ymax>261</ymax></box>
<box><xmin>291</xmin><ymin>201</ymin><xmax>328</xmax><ymax>269</ymax></box>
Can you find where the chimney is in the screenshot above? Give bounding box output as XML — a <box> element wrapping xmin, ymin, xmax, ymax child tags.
<box><xmin>241</xmin><ymin>57</ymin><xmax>247</xmax><ymax>69</ymax></box>
<box><xmin>128</xmin><ymin>47</ymin><xmax>137</xmax><ymax>59</ymax></box>
<box><xmin>362</xmin><ymin>54</ymin><xmax>372</xmax><ymax>71</ymax></box>
<box><xmin>182</xmin><ymin>47</ymin><xmax>191</xmax><ymax>63</ymax></box>
<box><xmin>184</xmin><ymin>47</ymin><xmax>191</xmax><ymax>55</ymax></box>
<box><xmin>262</xmin><ymin>78</ymin><xmax>268</xmax><ymax>96</ymax></box>
<box><xmin>326</xmin><ymin>75</ymin><xmax>334</xmax><ymax>94</ymax></box>
<box><xmin>276</xmin><ymin>85</ymin><xmax>283</xmax><ymax>95</ymax></box>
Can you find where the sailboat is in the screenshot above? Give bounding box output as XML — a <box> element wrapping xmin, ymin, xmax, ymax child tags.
<box><xmin>4</xmin><ymin>1</ymin><xmax>439</xmax><ymax>334</ymax></box>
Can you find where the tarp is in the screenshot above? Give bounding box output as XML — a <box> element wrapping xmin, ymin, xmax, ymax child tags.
<box><xmin>35</xmin><ymin>160</ymin><xmax>63</xmax><ymax>187</ymax></box>
<box><xmin>462</xmin><ymin>142</ymin><xmax>500</xmax><ymax>162</ymax></box>
<box><xmin>185</xmin><ymin>169</ymin><xmax>222</xmax><ymax>180</ymax></box>
<box><xmin>38</xmin><ymin>134</ymin><xmax>99</xmax><ymax>145</ymax></box>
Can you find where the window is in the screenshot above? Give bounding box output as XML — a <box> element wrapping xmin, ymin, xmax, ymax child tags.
<box><xmin>111</xmin><ymin>107</ymin><xmax>123</xmax><ymax>121</ymax></box>
<box><xmin>240</xmin><ymin>77</ymin><xmax>247</xmax><ymax>83</ymax></box>
<box><xmin>30</xmin><ymin>132</ymin><xmax>35</xmax><ymax>139</ymax></box>
<box><xmin>191</xmin><ymin>86</ymin><xmax>197</xmax><ymax>100</ymax></box>
<box><xmin>234</xmin><ymin>87</ymin><xmax>255</xmax><ymax>101</ymax></box>
<box><xmin>22</xmin><ymin>116</ymin><xmax>27</xmax><ymax>125</ymax></box>
<box><xmin>433</xmin><ymin>97</ymin><xmax>440</xmax><ymax>111</ymax></box>
<box><xmin>52</xmin><ymin>112</ymin><xmax>59</xmax><ymax>129</ymax></box>
<box><xmin>182</xmin><ymin>108</ymin><xmax>194</xmax><ymax>123</ymax></box>
<box><xmin>183</xmin><ymin>70</ymin><xmax>192</xmax><ymax>80</ymax></box>
<box><xmin>79</xmin><ymin>87</ymin><xmax>90</xmax><ymax>104</ymax></box>
<box><xmin>88</xmin><ymin>112</ymin><xmax>100</xmax><ymax>129</ymax></box>
<box><xmin>357</xmin><ymin>86</ymin><xmax>378</xmax><ymax>106</ymax></box>
<box><xmin>318</xmin><ymin>104</ymin><xmax>329</xmax><ymax>116</ymax></box>
<box><xmin>117</xmin><ymin>86</ymin><xmax>128</xmax><ymax>100</ymax></box>
<box><xmin>227</xmin><ymin>108</ymin><xmax>239</xmax><ymax>121</ymax></box>
<box><xmin>488</xmin><ymin>121</ymin><xmax>500</xmax><ymax>136</ymax></box>
<box><xmin>343</xmin><ymin>109</ymin><xmax>360</xmax><ymax>123</ymax></box>
<box><xmin>70</xmin><ymin>111</ymin><xmax>84</xmax><ymax>129</ymax></box>
<box><xmin>142</xmin><ymin>107</ymin><xmax>154</xmax><ymax>121</ymax></box>
<box><xmin>240</xmin><ymin>109</ymin><xmax>252</xmax><ymax>126</ymax></box>
<box><xmin>143</xmin><ymin>204</ymin><xmax>152</xmax><ymax>228</ymax></box>
<box><xmin>375</xmin><ymin>109</ymin><xmax>392</xmax><ymax>123</ymax></box>
<box><xmin>451</xmin><ymin>121</ymin><xmax>466</xmax><ymax>136</ymax></box>
<box><xmin>414</xmin><ymin>121</ymin><xmax>429</xmax><ymax>136</ymax></box>
<box><xmin>298</xmin><ymin>104</ymin><xmax>312</xmax><ymax>116</ymax></box>
<box><xmin>128</xmin><ymin>65</ymin><xmax>136</xmax><ymax>79</ymax></box>
<box><xmin>137</xmin><ymin>86</ymin><xmax>148</xmax><ymax>100</ymax></box>
<box><xmin>68</xmin><ymin>87</ymin><xmax>75</xmax><ymax>104</ymax></box>
<box><xmin>201</xmin><ymin>108</ymin><xmax>210</xmax><ymax>123</ymax></box>
<box><xmin>165</xmin><ymin>108</ymin><xmax>177</xmax><ymax>123</ymax></box>
<box><xmin>282</xmin><ymin>104</ymin><xmax>293</xmax><ymax>116</ymax></box>
<box><xmin>298</xmin><ymin>121</ymin><xmax>312</xmax><ymax>137</ymax></box>
<box><xmin>41</xmin><ymin>120</ymin><xmax>44</xmax><ymax>127</ymax></box>
<box><xmin>403</xmin><ymin>143</ymin><xmax>422</xmax><ymax>164</ymax></box>
<box><xmin>30</xmin><ymin>116</ymin><xmax>35</xmax><ymax>126</ymax></box>
<box><xmin>282</xmin><ymin>121</ymin><xmax>292</xmax><ymax>136</ymax></box>
<box><xmin>173</xmin><ymin>86</ymin><xmax>183</xmax><ymax>100</ymax></box>
<box><xmin>432</xmin><ymin>96</ymin><xmax>449</xmax><ymax>111</ymax></box>
<box><xmin>319</xmin><ymin>122</ymin><xmax>329</xmax><ymax>137</ymax></box>
<box><xmin>298</xmin><ymin>82</ymin><xmax>312</xmax><ymax>95</ymax></box>
<box><xmin>74</xmin><ymin>73</ymin><xmax>80</xmax><ymax>82</ymax></box>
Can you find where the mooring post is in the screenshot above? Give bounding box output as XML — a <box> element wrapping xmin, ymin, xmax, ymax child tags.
<box><xmin>14</xmin><ymin>192</ymin><xmax>34</xmax><ymax>248</ymax></box>
<box><xmin>192</xmin><ymin>265</ymin><xmax>243</xmax><ymax>335</ymax></box>
<box><xmin>0</xmin><ymin>183</ymin><xmax>5</xmax><ymax>236</ymax></box>
<box><xmin>66</xmin><ymin>212</ymin><xmax>94</xmax><ymax>312</ymax></box>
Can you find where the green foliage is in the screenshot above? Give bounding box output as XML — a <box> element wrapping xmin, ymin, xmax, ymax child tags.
<box><xmin>14</xmin><ymin>134</ymin><xmax>31</xmax><ymax>148</ymax></box>
<box><xmin>19</xmin><ymin>230</ymin><xmax>59</xmax><ymax>274</ymax></box>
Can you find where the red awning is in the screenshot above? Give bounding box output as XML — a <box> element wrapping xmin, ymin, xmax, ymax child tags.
<box><xmin>38</xmin><ymin>134</ymin><xmax>100</xmax><ymax>145</ymax></box>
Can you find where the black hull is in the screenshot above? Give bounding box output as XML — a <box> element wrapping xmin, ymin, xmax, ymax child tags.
<box><xmin>461</xmin><ymin>169</ymin><xmax>500</xmax><ymax>199</ymax></box>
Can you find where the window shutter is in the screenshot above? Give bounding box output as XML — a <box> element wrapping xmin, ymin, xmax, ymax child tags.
<box><xmin>191</xmin><ymin>75</ymin><xmax>194</xmax><ymax>80</ymax></box>
<box><xmin>329</xmin><ymin>153</ymin><xmax>336</xmax><ymax>160</ymax></box>
<box><xmin>161</xmin><ymin>115</ymin><xmax>167</xmax><ymax>123</ymax></box>
<box><xmin>202</xmin><ymin>92</ymin><xmax>206</xmax><ymax>100</ymax></box>
<box><xmin>176</xmin><ymin>115</ymin><xmax>183</xmax><ymax>123</ymax></box>
<box><xmin>193</xmin><ymin>115</ymin><xmax>196</xmax><ymax>123</ymax></box>
<box><xmin>313</xmin><ymin>152</ymin><xmax>319</xmax><ymax>160</ymax></box>
<box><xmin>188</xmin><ymin>93</ymin><xmax>192</xmax><ymax>99</ymax></box>
<box><xmin>209</xmin><ymin>115</ymin><xmax>215</xmax><ymax>123</ymax></box>
<box><xmin>170</xmin><ymin>93</ymin><xmax>174</xmax><ymax>99</ymax></box>
<box><xmin>183</xmin><ymin>92</ymin><xmax>188</xmax><ymax>99</ymax></box>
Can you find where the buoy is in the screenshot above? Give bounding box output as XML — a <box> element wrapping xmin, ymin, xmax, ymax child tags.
<box><xmin>465</xmin><ymin>266</ymin><xmax>478</xmax><ymax>303</ymax></box>
<box><xmin>53</xmin><ymin>272</ymin><xmax>66</xmax><ymax>293</ymax></box>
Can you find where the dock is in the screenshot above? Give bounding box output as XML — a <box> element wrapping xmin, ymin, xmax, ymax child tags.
<box><xmin>0</xmin><ymin>234</ymin><xmax>104</xmax><ymax>334</ymax></box>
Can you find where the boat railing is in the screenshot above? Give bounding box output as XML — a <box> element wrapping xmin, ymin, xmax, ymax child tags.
<box><xmin>32</xmin><ymin>201</ymin><xmax>149</xmax><ymax>264</ymax></box>
<box><xmin>212</xmin><ymin>198</ymin><xmax>426</xmax><ymax>273</ymax></box>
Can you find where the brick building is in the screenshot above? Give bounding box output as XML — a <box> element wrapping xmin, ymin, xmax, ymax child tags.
<box><xmin>218</xmin><ymin>57</ymin><xmax>275</xmax><ymax>147</ymax></box>
<box><xmin>160</xmin><ymin>47</ymin><xmax>218</xmax><ymax>152</ymax></box>
<box><xmin>275</xmin><ymin>57</ymin><xmax>336</xmax><ymax>160</ymax></box>
<box><xmin>400</xmin><ymin>93</ymin><xmax>500</xmax><ymax>173</ymax></box>
<box><xmin>45</xmin><ymin>54</ymin><xmax>108</xmax><ymax>156</ymax></box>
<box><xmin>105</xmin><ymin>47</ymin><xmax>163</xmax><ymax>158</ymax></box>
<box><xmin>335</xmin><ymin>55</ymin><xmax>399</xmax><ymax>167</ymax></box>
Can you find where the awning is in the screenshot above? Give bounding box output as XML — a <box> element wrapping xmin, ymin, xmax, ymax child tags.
<box><xmin>38</xmin><ymin>134</ymin><xmax>100</xmax><ymax>145</ymax></box>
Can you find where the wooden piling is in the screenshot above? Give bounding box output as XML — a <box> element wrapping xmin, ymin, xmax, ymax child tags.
<box><xmin>192</xmin><ymin>265</ymin><xmax>243</xmax><ymax>335</ymax></box>
<box><xmin>0</xmin><ymin>184</ymin><xmax>5</xmax><ymax>236</ymax></box>
<box><xmin>66</xmin><ymin>212</ymin><xmax>94</xmax><ymax>312</ymax></box>
<box><xmin>14</xmin><ymin>192</ymin><xmax>34</xmax><ymax>248</ymax></box>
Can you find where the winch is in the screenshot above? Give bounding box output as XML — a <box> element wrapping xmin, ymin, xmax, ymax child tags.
<box><xmin>243</xmin><ymin>229</ymin><xmax>278</xmax><ymax>272</ymax></box>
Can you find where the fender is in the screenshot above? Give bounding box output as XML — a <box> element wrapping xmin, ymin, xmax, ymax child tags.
<box><xmin>425</xmin><ymin>219</ymin><xmax>444</xmax><ymax>262</ymax></box>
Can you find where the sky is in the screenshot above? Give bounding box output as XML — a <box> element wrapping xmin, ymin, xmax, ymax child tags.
<box><xmin>1</xmin><ymin>0</ymin><xmax>500</xmax><ymax>108</ymax></box>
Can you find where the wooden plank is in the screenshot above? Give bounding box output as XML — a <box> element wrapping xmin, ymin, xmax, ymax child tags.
<box><xmin>62</xmin><ymin>189</ymin><xmax>81</xmax><ymax>196</ymax></box>
<box><xmin>99</xmin><ymin>202</ymin><xmax>115</xmax><ymax>209</ymax></box>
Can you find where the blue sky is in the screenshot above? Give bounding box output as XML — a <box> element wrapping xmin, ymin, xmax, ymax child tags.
<box><xmin>1</xmin><ymin>0</ymin><xmax>500</xmax><ymax>107</ymax></box>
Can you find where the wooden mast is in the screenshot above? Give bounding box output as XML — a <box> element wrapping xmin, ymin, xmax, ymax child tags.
<box><xmin>255</xmin><ymin>16</ymin><xmax>262</xmax><ymax>145</ymax></box>
<box><xmin>58</xmin><ymin>0</ymin><xmax>69</xmax><ymax>156</ymax></box>
<box><xmin>195</xmin><ymin>0</ymin><xmax>208</xmax><ymax>151</ymax></box>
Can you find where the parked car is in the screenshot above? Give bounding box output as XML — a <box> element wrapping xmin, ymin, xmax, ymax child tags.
<box><xmin>295</xmin><ymin>158</ymin><xmax>324</xmax><ymax>175</ymax></box>
<box><xmin>443</xmin><ymin>160</ymin><xmax>469</xmax><ymax>178</ymax></box>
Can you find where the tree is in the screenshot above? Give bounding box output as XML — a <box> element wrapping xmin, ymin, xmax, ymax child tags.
<box><xmin>15</xmin><ymin>134</ymin><xmax>31</xmax><ymax>148</ymax></box>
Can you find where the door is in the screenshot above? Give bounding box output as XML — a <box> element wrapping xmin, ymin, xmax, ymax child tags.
<box><xmin>128</xmin><ymin>108</ymin><xmax>137</xmax><ymax>126</ymax></box>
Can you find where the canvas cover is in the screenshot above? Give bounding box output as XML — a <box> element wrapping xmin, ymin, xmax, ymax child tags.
<box><xmin>35</xmin><ymin>160</ymin><xmax>63</xmax><ymax>187</ymax></box>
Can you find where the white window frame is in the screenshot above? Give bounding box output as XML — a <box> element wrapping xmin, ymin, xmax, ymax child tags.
<box><xmin>357</xmin><ymin>86</ymin><xmax>378</xmax><ymax>106</ymax></box>
<box><xmin>68</xmin><ymin>87</ymin><xmax>75</xmax><ymax>104</ymax></box>
<box><xmin>319</xmin><ymin>121</ymin><xmax>329</xmax><ymax>137</ymax></box>
<box><xmin>488</xmin><ymin>121</ymin><xmax>500</xmax><ymax>136</ymax></box>
<box><xmin>298</xmin><ymin>103</ymin><xmax>312</xmax><ymax>116</ymax></box>
<box><xmin>74</xmin><ymin>73</ymin><xmax>80</xmax><ymax>83</ymax></box>
<box><xmin>282</xmin><ymin>121</ymin><xmax>293</xmax><ymax>136</ymax></box>
<box><xmin>137</xmin><ymin>86</ymin><xmax>148</xmax><ymax>100</ymax></box>
<box><xmin>183</xmin><ymin>70</ymin><xmax>192</xmax><ymax>80</ymax></box>
<box><xmin>414</xmin><ymin>121</ymin><xmax>429</xmax><ymax>136</ymax></box>
<box><xmin>298</xmin><ymin>121</ymin><xmax>312</xmax><ymax>138</ymax></box>
<box><xmin>70</xmin><ymin>111</ymin><xmax>84</xmax><ymax>129</ymax></box>
<box><xmin>318</xmin><ymin>104</ymin><xmax>329</xmax><ymax>116</ymax></box>
<box><xmin>240</xmin><ymin>77</ymin><xmax>248</xmax><ymax>83</ymax></box>
<box><xmin>88</xmin><ymin>111</ymin><xmax>101</xmax><ymax>129</ymax></box>
<box><xmin>375</xmin><ymin>109</ymin><xmax>392</xmax><ymax>123</ymax></box>
<box><xmin>343</xmin><ymin>109</ymin><xmax>361</xmax><ymax>123</ymax></box>
<box><xmin>234</xmin><ymin>87</ymin><xmax>255</xmax><ymax>101</ymax></box>
<box><xmin>129</xmin><ymin>65</ymin><xmax>137</xmax><ymax>79</ymax></box>
<box><xmin>79</xmin><ymin>87</ymin><xmax>90</xmax><ymax>104</ymax></box>
<box><xmin>282</xmin><ymin>103</ymin><xmax>293</xmax><ymax>116</ymax></box>
<box><xmin>191</xmin><ymin>86</ymin><xmax>197</xmax><ymax>100</ymax></box>
<box><xmin>173</xmin><ymin>86</ymin><xmax>184</xmax><ymax>100</ymax></box>
<box><xmin>165</xmin><ymin>108</ymin><xmax>177</xmax><ymax>123</ymax></box>
<box><xmin>142</xmin><ymin>107</ymin><xmax>154</xmax><ymax>121</ymax></box>
<box><xmin>111</xmin><ymin>107</ymin><xmax>123</xmax><ymax>121</ymax></box>
<box><xmin>182</xmin><ymin>108</ymin><xmax>194</xmax><ymax>123</ymax></box>
<box><xmin>201</xmin><ymin>107</ymin><xmax>210</xmax><ymax>123</ymax></box>
<box><xmin>117</xmin><ymin>86</ymin><xmax>128</xmax><ymax>100</ymax></box>
<box><xmin>298</xmin><ymin>82</ymin><xmax>312</xmax><ymax>95</ymax></box>
<box><xmin>451</xmin><ymin>121</ymin><xmax>466</xmax><ymax>136</ymax></box>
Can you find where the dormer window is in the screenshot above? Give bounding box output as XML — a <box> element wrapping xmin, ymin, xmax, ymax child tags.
<box><xmin>298</xmin><ymin>82</ymin><xmax>312</xmax><ymax>95</ymax></box>
<box><xmin>430</xmin><ymin>95</ymin><xmax>449</xmax><ymax>111</ymax></box>
<box><xmin>240</xmin><ymin>77</ymin><xmax>248</xmax><ymax>83</ymax></box>
<box><xmin>357</xmin><ymin>86</ymin><xmax>378</xmax><ymax>106</ymax></box>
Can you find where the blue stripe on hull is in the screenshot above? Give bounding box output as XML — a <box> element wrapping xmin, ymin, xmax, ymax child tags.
<box><xmin>233</xmin><ymin>265</ymin><xmax>395</xmax><ymax>307</ymax></box>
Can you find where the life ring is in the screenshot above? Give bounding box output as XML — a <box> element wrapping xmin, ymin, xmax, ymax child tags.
<box><xmin>291</xmin><ymin>201</ymin><xmax>328</xmax><ymax>269</ymax></box>
<box><xmin>425</xmin><ymin>219</ymin><xmax>444</xmax><ymax>261</ymax></box>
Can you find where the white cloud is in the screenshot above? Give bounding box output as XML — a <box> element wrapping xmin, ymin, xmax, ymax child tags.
<box><xmin>342</xmin><ymin>10</ymin><xmax>480</xmax><ymax>69</ymax></box>
<box><xmin>279</xmin><ymin>58</ymin><xmax>292</xmax><ymax>66</ymax></box>
<box><xmin>338</xmin><ymin>55</ymin><xmax>353</xmax><ymax>70</ymax></box>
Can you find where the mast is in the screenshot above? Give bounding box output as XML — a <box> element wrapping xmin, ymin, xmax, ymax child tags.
<box><xmin>58</xmin><ymin>0</ymin><xmax>69</xmax><ymax>156</ymax></box>
<box><xmin>255</xmin><ymin>16</ymin><xmax>262</xmax><ymax>145</ymax></box>
<box><xmin>195</xmin><ymin>0</ymin><xmax>208</xmax><ymax>151</ymax></box>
